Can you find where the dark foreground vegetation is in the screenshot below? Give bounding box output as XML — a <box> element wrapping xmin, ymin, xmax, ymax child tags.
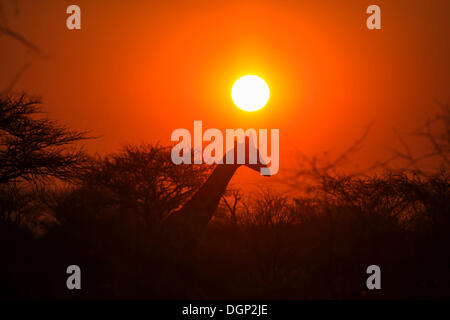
<box><xmin>1</xmin><ymin>95</ymin><xmax>449</xmax><ymax>299</ymax></box>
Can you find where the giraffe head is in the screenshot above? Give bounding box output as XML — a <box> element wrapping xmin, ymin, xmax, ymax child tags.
<box><xmin>225</xmin><ymin>136</ymin><xmax>270</xmax><ymax>176</ymax></box>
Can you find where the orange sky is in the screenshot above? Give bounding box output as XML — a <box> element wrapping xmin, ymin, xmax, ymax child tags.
<box><xmin>1</xmin><ymin>0</ymin><xmax>449</xmax><ymax>187</ymax></box>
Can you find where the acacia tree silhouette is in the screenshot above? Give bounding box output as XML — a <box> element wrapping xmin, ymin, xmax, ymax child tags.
<box><xmin>0</xmin><ymin>95</ymin><xmax>89</xmax><ymax>185</ymax></box>
<box><xmin>0</xmin><ymin>94</ymin><xmax>90</xmax><ymax>225</ymax></box>
<box><xmin>80</xmin><ymin>144</ymin><xmax>211</xmax><ymax>227</ymax></box>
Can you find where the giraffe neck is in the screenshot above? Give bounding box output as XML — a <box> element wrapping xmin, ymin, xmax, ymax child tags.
<box><xmin>184</xmin><ymin>164</ymin><xmax>239</xmax><ymax>227</ymax></box>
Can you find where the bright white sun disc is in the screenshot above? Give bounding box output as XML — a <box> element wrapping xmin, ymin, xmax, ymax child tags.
<box><xmin>232</xmin><ymin>75</ymin><xmax>270</xmax><ymax>112</ymax></box>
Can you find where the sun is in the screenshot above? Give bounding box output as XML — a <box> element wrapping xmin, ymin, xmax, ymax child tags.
<box><xmin>231</xmin><ymin>75</ymin><xmax>270</xmax><ymax>112</ymax></box>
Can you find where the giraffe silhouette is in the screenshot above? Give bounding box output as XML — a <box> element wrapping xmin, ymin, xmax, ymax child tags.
<box><xmin>158</xmin><ymin>137</ymin><xmax>269</xmax><ymax>297</ymax></box>
<box><xmin>164</xmin><ymin>137</ymin><xmax>268</xmax><ymax>236</ymax></box>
